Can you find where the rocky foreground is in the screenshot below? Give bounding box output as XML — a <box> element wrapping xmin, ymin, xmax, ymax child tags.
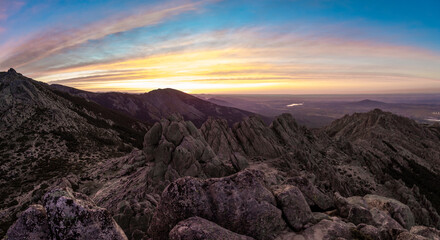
<box><xmin>2</xmin><ymin>109</ymin><xmax>440</xmax><ymax>240</ymax></box>
<box><xmin>2</xmin><ymin>70</ymin><xmax>440</xmax><ymax>239</ymax></box>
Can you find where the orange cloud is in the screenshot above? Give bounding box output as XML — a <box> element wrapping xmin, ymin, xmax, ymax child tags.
<box><xmin>6</xmin><ymin>24</ymin><xmax>440</xmax><ymax>94</ymax></box>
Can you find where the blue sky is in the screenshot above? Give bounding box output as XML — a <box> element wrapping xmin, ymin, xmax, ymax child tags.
<box><xmin>0</xmin><ymin>0</ymin><xmax>439</xmax><ymax>93</ymax></box>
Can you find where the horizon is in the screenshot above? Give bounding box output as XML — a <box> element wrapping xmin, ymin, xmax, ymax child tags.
<box><xmin>1</xmin><ymin>0</ymin><xmax>440</xmax><ymax>94</ymax></box>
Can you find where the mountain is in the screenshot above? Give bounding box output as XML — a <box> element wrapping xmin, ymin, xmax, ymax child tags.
<box><xmin>51</xmin><ymin>84</ymin><xmax>262</xmax><ymax>127</ymax></box>
<box><xmin>0</xmin><ymin>69</ymin><xmax>148</xmax><ymax>235</ymax></box>
<box><xmin>324</xmin><ymin>109</ymin><xmax>440</xmax><ymax>214</ymax></box>
<box><xmin>2</xmin><ymin>70</ymin><xmax>440</xmax><ymax>239</ymax></box>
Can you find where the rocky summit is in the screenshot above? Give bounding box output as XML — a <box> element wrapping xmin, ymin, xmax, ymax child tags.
<box><xmin>1</xmin><ymin>71</ymin><xmax>440</xmax><ymax>240</ymax></box>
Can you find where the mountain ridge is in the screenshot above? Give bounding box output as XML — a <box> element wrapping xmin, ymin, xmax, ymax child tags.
<box><xmin>51</xmin><ymin>84</ymin><xmax>265</xmax><ymax>127</ymax></box>
<box><xmin>1</xmin><ymin>70</ymin><xmax>440</xmax><ymax>239</ymax></box>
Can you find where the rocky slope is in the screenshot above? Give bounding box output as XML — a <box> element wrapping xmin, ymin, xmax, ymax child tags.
<box><xmin>0</xmin><ymin>69</ymin><xmax>148</xmax><ymax>236</ymax></box>
<box><xmin>51</xmin><ymin>84</ymin><xmax>261</xmax><ymax>127</ymax></box>
<box><xmin>2</xmin><ymin>70</ymin><xmax>440</xmax><ymax>240</ymax></box>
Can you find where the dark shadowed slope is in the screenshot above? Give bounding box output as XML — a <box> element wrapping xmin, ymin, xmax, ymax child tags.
<box><xmin>51</xmin><ymin>85</ymin><xmax>263</xmax><ymax>127</ymax></box>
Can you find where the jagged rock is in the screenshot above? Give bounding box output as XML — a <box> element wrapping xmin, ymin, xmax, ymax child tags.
<box><xmin>201</xmin><ymin>118</ymin><xmax>249</xmax><ymax>171</ymax></box>
<box><xmin>335</xmin><ymin>193</ymin><xmax>410</xmax><ymax>230</ymax></box>
<box><xmin>334</xmin><ymin>193</ymin><xmax>374</xmax><ymax>225</ymax></box>
<box><xmin>273</xmin><ymin>185</ymin><xmax>313</xmax><ymax>231</ymax></box>
<box><xmin>43</xmin><ymin>187</ymin><xmax>128</xmax><ymax>240</ymax></box>
<box><xmin>232</xmin><ymin>116</ymin><xmax>283</xmax><ymax>158</ymax></box>
<box><xmin>90</xmin><ymin>150</ymin><xmax>157</xmax><ymax>240</ymax></box>
<box><xmin>169</xmin><ymin>217</ymin><xmax>255</xmax><ymax>240</ymax></box>
<box><xmin>4</xmin><ymin>205</ymin><xmax>50</xmax><ymax>240</ymax></box>
<box><xmin>364</xmin><ymin>194</ymin><xmax>415</xmax><ymax>230</ymax></box>
<box><xmin>143</xmin><ymin>116</ymin><xmax>232</xmax><ymax>190</ymax></box>
<box><xmin>286</xmin><ymin>176</ymin><xmax>334</xmax><ymax>211</ymax></box>
<box><xmin>410</xmin><ymin>226</ymin><xmax>440</xmax><ymax>239</ymax></box>
<box><xmin>270</xmin><ymin>113</ymin><xmax>311</xmax><ymax>147</ymax></box>
<box><xmin>148</xmin><ymin>170</ymin><xmax>287</xmax><ymax>240</ymax></box>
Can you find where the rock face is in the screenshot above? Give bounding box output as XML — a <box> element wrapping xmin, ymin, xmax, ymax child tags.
<box><xmin>4</xmin><ymin>205</ymin><xmax>50</xmax><ymax>240</ymax></box>
<box><xmin>169</xmin><ymin>217</ymin><xmax>255</xmax><ymax>240</ymax></box>
<box><xmin>232</xmin><ymin>116</ymin><xmax>283</xmax><ymax>158</ymax></box>
<box><xmin>273</xmin><ymin>185</ymin><xmax>313</xmax><ymax>231</ymax></box>
<box><xmin>143</xmin><ymin>115</ymin><xmax>232</xmax><ymax>191</ymax></box>
<box><xmin>148</xmin><ymin>170</ymin><xmax>287</xmax><ymax>240</ymax></box>
<box><xmin>5</xmin><ymin>187</ymin><xmax>127</xmax><ymax>240</ymax></box>
<box><xmin>323</xmin><ymin>109</ymin><xmax>440</xmax><ymax>227</ymax></box>
<box><xmin>200</xmin><ymin>118</ymin><xmax>249</xmax><ymax>171</ymax></box>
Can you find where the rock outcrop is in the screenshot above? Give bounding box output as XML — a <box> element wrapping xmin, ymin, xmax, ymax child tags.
<box><xmin>5</xmin><ymin>187</ymin><xmax>127</xmax><ymax>240</ymax></box>
<box><xmin>148</xmin><ymin>170</ymin><xmax>287</xmax><ymax>240</ymax></box>
<box><xmin>143</xmin><ymin>115</ymin><xmax>232</xmax><ymax>191</ymax></box>
<box><xmin>3</xmin><ymin>71</ymin><xmax>440</xmax><ymax>240</ymax></box>
<box><xmin>201</xmin><ymin>118</ymin><xmax>249</xmax><ymax>171</ymax></box>
<box><xmin>4</xmin><ymin>205</ymin><xmax>50</xmax><ymax>240</ymax></box>
<box><xmin>169</xmin><ymin>217</ymin><xmax>254</xmax><ymax>240</ymax></box>
<box><xmin>273</xmin><ymin>185</ymin><xmax>313</xmax><ymax>231</ymax></box>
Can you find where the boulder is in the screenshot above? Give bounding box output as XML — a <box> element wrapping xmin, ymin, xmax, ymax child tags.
<box><xmin>4</xmin><ymin>205</ymin><xmax>50</xmax><ymax>240</ymax></box>
<box><xmin>410</xmin><ymin>226</ymin><xmax>440</xmax><ymax>239</ymax></box>
<box><xmin>148</xmin><ymin>170</ymin><xmax>287</xmax><ymax>240</ymax></box>
<box><xmin>5</xmin><ymin>188</ymin><xmax>127</xmax><ymax>240</ymax></box>
<box><xmin>169</xmin><ymin>217</ymin><xmax>255</xmax><ymax>240</ymax></box>
<box><xmin>287</xmin><ymin>176</ymin><xmax>334</xmax><ymax>211</ymax></box>
<box><xmin>396</xmin><ymin>231</ymin><xmax>428</xmax><ymax>240</ymax></box>
<box><xmin>43</xmin><ymin>187</ymin><xmax>128</xmax><ymax>240</ymax></box>
<box><xmin>364</xmin><ymin>194</ymin><xmax>415</xmax><ymax>229</ymax></box>
<box><xmin>273</xmin><ymin>185</ymin><xmax>313</xmax><ymax>231</ymax></box>
<box><xmin>294</xmin><ymin>218</ymin><xmax>356</xmax><ymax>240</ymax></box>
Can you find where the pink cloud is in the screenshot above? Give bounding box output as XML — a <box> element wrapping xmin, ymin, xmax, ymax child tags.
<box><xmin>0</xmin><ymin>0</ymin><xmax>25</xmax><ymax>20</ymax></box>
<box><xmin>0</xmin><ymin>0</ymin><xmax>212</xmax><ymax>68</ymax></box>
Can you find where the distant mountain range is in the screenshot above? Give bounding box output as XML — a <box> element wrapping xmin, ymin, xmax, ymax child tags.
<box><xmin>198</xmin><ymin>94</ymin><xmax>440</xmax><ymax>128</ymax></box>
<box><xmin>2</xmin><ymin>69</ymin><xmax>440</xmax><ymax>240</ymax></box>
<box><xmin>51</xmin><ymin>84</ymin><xmax>261</xmax><ymax>127</ymax></box>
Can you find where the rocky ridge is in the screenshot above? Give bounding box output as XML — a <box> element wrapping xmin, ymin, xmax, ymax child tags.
<box><xmin>2</xmin><ymin>71</ymin><xmax>440</xmax><ymax>239</ymax></box>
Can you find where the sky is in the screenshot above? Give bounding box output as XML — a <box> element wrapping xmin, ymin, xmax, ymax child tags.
<box><xmin>1</xmin><ymin>0</ymin><xmax>440</xmax><ymax>94</ymax></box>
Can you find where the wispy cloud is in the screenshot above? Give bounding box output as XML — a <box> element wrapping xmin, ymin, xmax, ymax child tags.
<box><xmin>0</xmin><ymin>0</ymin><xmax>25</xmax><ymax>20</ymax></box>
<box><xmin>0</xmin><ymin>0</ymin><xmax>211</xmax><ymax>68</ymax></box>
<box><xmin>33</xmin><ymin>27</ymin><xmax>440</xmax><ymax>94</ymax></box>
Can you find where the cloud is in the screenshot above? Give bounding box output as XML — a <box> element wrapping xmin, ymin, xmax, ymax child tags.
<box><xmin>0</xmin><ymin>0</ymin><xmax>25</xmax><ymax>20</ymax></box>
<box><xmin>0</xmin><ymin>0</ymin><xmax>211</xmax><ymax>68</ymax></box>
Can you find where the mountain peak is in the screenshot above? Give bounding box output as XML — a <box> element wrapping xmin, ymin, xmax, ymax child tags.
<box><xmin>8</xmin><ymin>68</ymin><xmax>17</xmax><ymax>74</ymax></box>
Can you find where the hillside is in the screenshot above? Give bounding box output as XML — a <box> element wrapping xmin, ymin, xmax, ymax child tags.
<box><xmin>51</xmin><ymin>84</ymin><xmax>261</xmax><ymax>127</ymax></box>
<box><xmin>0</xmin><ymin>69</ymin><xmax>148</xmax><ymax>235</ymax></box>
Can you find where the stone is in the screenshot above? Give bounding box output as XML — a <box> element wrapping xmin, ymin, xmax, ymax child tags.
<box><xmin>169</xmin><ymin>217</ymin><xmax>255</xmax><ymax>240</ymax></box>
<box><xmin>410</xmin><ymin>226</ymin><xmax>440</xmax><ymax>239</ymax></box>
<box><xmin>273</xmin><ymin>185</ymin><xmax>313</xmax><ymax>231</ymax></box>
<box><xmin>364</xmin><ymin>194</ymin><xmax>415</xmax><ymax>229</ymax></box>
<box><xmin>43</xmin><ymin>187</ymin><xmax>128</xmax><ymax>240</ymax></box>
<box><xmin>4</xmin><ymin>205</ymin><xmax>50</xmax><ymax>240</ymax></box>
<box><xmin>148</xmin><ymin>170</ymin><xmax>287</xmax><ymax>240</ymax></box>
<box><xmin>287</xmin><ymin>176</ymin><xmax>334</xmax><ymax>211</ymax></box>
